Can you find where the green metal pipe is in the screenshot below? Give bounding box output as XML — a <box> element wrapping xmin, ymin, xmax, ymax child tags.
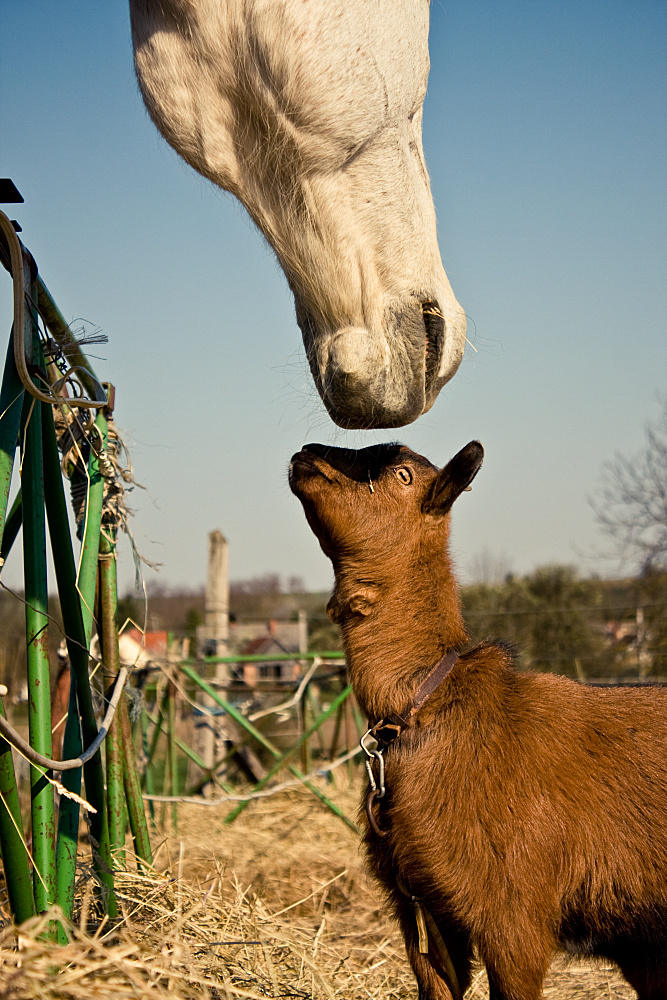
<box><xmin>179</xmin><ymin>663</ymin><xmax>287</xmax><ymax>759</ymax></box>
<box><xmin>0</xmin><ymin>489</ymin><xmax>21</xmax><ymax>565</ymax></box>
<box><xmin>42</xmin><ymin>400</ymin><xmax>84</xmax><ymax>918</ymax></box>
<box><xmin>41</xmin><ymin>400</ymin><xmax>115</xmax><ymax>916</ymax></box>
<box><xmin>0</xmin><ymin>698</ymin><xmax>35</xmax><ymax>923</ymax></box>
<box><xmin>225</xmin><ymin>684</ymin><xmax>353</xmax><ymax>825</ymax></box>
<box><xmin>21</xmin><ymin>391</ymin><xmax>56</xmax><ymax>914</ymax></box>
<box><xmin>18</xmin><ymin>269</ymin><xmax>57</xmax><ymax>921</ymax></box>
<box><xmin>180</xmin><ymin>652</ymin><xmax>345</xmax><ymax>665</ymax></box>
<box><xmin>179</xmin><ymin>664</ymin><xmax>359</xmax><ymax>834</ymax></box>
<box><xmin>0</xmin><ymin>328</ymin><xmax>24</xmax><ymax>547</ymax></box>
<box><xmin>140</xmin><ymin>689</ymin><xmax>169</xmax><ymax>792</ymax></box>
<box><xmin>140</xmin><ymin>710</ymin><xmax>156</xmax><ymax>826</ymax></box>
<box><xmin>143</xmin><ymin>706</ymin><xmax>234</xmax><ymax>795</ymax></box>
<box><xmin>168</xmin><ymin>681</ymin><xmax>178</xmax><ymax>832</ymax></box>
<box><xmin>120</xmin><ymin>694</ymin><xmax>153</xmax><ymax>866</ymax></box>
<box><xmin>159</xmin><ymin>725</ymin><xmax>170</xmax><ymax>830</ymax></box>
<box><xmin>97</xmin><ymin>527</ymin><xmax>152</xmax><ymax>866</ymax></box>
<box><xmin>98</xmin><ymin>544</ymin><xmax>125</xmax><ymax>867</ymax></box>
<box><xmin>36</xmin><ymin>277</ymin><xmax>100</xmax><ymax>401</ymax></box>
<box><xmin>77</xmin><ymin>413</ymin><xmax>105</xmax><ymax>639</ymax></box>
<box><xmin>75</xmin><ymin>413</ymin><xmax>116</xmax><ymax>915</ymax></box>
<box><xmin>54</xmin><ymin>673</ymin><xmax>81</xmax><ymax>943</ymax></box>
<box><xmin>105</xmin><ymin>711</ymin><xmax>125</xmax><ymax>865</ymax></box>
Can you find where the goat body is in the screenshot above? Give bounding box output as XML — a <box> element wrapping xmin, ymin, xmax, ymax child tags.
<box><xmin>289</xmin><ymin>441</ymin><xmax>667</xmax><ymax>1000</ymax></box>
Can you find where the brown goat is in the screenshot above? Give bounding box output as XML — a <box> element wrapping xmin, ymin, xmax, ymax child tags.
<box><xmin>289</xmin><ymin>441</ymin><xmax>667</xmax><ymax>1000</ymax></box>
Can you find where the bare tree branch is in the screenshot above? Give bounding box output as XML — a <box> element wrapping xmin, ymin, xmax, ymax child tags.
<box><xmin>591</xmin><ymin>399</ymin><xmax>667</xmax><ymax>572</ymax></box>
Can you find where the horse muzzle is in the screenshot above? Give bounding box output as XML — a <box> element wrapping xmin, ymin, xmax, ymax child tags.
<box><xmin>300</xmin><ymin>299</ymin><xmax>465</xmax><ymax>429</ymax></box>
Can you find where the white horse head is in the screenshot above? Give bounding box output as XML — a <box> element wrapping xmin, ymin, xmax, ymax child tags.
<box><xmin>130</xmin><ymin>0</ymin><xmax>466</xmax><ymax>428</ymax></box>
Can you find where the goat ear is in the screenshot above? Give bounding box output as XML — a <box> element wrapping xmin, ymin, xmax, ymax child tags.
<box><xmin>348</xmin><ymin>592</ymin><xmax>377</xmax><ymax>616</ymax></box>
<box><xmin>422</xmin><ymin>441</ymin><xmax>484</xmax><ymax>516</ymax></box>
<box><xmin>327</xmin><ymin>586</ymin><xmax>379</xmax><ymax>623</ymax></box>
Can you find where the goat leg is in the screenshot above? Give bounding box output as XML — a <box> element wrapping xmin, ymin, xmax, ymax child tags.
<box><xmin>398</xmin><ymin>898</ymin><xmax>472</xmax><ymax>1000</ymax></box>
<box><xmin>615</xmin><ymin>951</ymin><xmax>667</xmax><ymax>1000</ymax></box>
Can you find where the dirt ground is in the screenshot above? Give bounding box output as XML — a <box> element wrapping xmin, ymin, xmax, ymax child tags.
<box><xmin>0</xmin><ymin>783</ymin><xmax>637</xmax><ymax>999</ymax></box>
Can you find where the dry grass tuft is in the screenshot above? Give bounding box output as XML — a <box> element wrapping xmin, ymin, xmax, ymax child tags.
<box><xmin>0</xmin><ymin>784</ymin><xmax>637</xmax><ymax>998</ymax></box>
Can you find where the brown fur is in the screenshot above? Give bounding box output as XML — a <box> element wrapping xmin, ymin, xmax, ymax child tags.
<box><xmin>289</xmin><ymin>441</ymin><xmax>667</xmax><ymax>1000</ymax></box>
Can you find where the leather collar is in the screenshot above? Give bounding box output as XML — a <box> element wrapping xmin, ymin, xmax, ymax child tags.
<box><xmin>369</xmin><ymin>648</ymin><xmax>459</xmax><ymax>747</ymax></box>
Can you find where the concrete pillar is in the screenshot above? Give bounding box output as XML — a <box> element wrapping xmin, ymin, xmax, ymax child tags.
<box><xmin>298</xmin><ymin>610</ymin><xmax>308</xmax><ymax>654</ymax></box>
<box><xmin>196</xmin><ymin>530</ymin><xmax>231</xmax><ymax>790</ymax></box>
<box><xmin>205</xmin><ymin>529</ymin><xmax>229</xmax><ymax>658</ymax></box>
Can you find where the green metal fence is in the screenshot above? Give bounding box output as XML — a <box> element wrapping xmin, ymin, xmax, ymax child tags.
<box><xmin>0</xmin><ymin>206</ymin><xmax>152</xmax><ymax>935</ymax></box>
<box><xmin>133</xmin><ymin>652</ymin><xmax>363</xmax><ymax>836</ymax></box>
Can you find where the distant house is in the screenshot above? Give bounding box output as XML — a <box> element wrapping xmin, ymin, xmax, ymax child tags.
<box><xmin>117</xmin><ymin>628</ymin><xmax>189</xmax><ymax>665</ymax></box>
<box><xmin>603</xmin><ymin>620</ymin><xmax>638</xmax><ymax>647</ymax></box>
<box><xmin>224</xmin><ymin>621</ymin><xmax>303</xmax><ymax>685</ymax></box>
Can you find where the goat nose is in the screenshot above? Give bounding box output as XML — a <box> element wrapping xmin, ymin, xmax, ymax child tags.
<box><xmin>302</xmin><ymin>443</ymin><xmax>328</xmax><ymax>456</ymax></box>
<box><xmin>301</xmin><ymin>443</ymin><xmax>371</xmax><ymax>480</ymax></box>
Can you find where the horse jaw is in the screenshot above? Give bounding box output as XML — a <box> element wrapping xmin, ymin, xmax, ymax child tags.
<box><xmin>130</xmin><ymin>0</ymin><xmax>466</xmax><ymax>429</ymax></box>
<box><xmin>287</xmin><ymin>126</ymin><xmax>466</xmax><ymax>429</ymax></box>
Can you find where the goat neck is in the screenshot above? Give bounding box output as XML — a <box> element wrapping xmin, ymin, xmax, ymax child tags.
<box><xmin>330</xmin><ymin>530</ymin><xmax>468</xmax><ymax>723</ymax></box>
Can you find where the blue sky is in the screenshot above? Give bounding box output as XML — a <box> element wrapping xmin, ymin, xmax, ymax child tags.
<box><xmin>1</xmin><ymin>1</ymin><xmax>665</xmax><ymax>595</ymax></box>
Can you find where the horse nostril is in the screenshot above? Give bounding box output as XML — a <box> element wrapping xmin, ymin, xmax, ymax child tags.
<box><xmin>421</xmin><ymin>301</ymin><xmax>444</xmax><ymax>391</ymax></box>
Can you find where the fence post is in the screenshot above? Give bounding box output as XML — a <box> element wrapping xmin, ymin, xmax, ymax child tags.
<box><xmin>98</xmin><ymin>519</ymin><xmax>153</xmax><ymax>868</ymax></box>
<box><xmin>98</xmin><ymin>547</ymin><xmax>126</xmax><ymax>867</ymax></box>
<box><xmin>20</xmin><ymin>277</ymin><xmax>56</xmax><ymax>921</ymax></box>
<box><xmin>0</xmin><ymin>699</ymin><xmax>35</xmax><ymax>923</ymax></box>
<box><xmin>74</xmin><ymin>412</ymin><xmax>116</xmax><ymax>915</ymax></box>
<box><xmin>41</xmin><ymin>399</ymin><xmax>94</xmax><ymax>927</ymax></box>
<box><xmin>0</xmin><ymin>320</ymin><xmax>34</xmax><ymax>924</ymax></box>
<box><xmin>168</xmin><ymin>677</ymin><xmax>178</xmax><ymax>832</ymax></box>
<box><xmin>0</xmin><ymin>328</ymin><xmax>24</xmax><ymax>539</ymax></box>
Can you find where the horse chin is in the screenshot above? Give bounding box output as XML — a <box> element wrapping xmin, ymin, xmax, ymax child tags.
<box><xmin>299</xmin><ymin>302</ymin><xmax>465</xmax><ymax>429</ymax></box>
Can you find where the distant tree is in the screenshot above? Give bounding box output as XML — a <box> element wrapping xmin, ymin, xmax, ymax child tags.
<box><xmin>229</xmin><ymin>574</ymin><xmax>283</xmax><ymax>617</ymax></box>
<box><xmin>462</xmin><ymin>566</ymin><xmax>607</xmax><ymax>677</ymax></box>
<box><xmin>307</xmin><ymin>613</ymin><xmax>343</xmax><ymax>652</ymax></box>
<box><xmin>116</xmin><ymin>592</ymin><xmax>142</xmax><ymax>630</ymax></box>
<box><xmin>520</xmin><ymin>566</ymin><xmax>604</xmax><ymax>676</ymax></box>
<box><xmin>637</xmin><ymin>568</ymin><xmax>667</xmax><ymax>678</ymax></box>
<box><xmin>468</xmin><ymin>548</ymin><xmax>513</xmax><ymax>586</ymax></box>
<box><xmin>185</xmin><ymin>606</ymin><xmax>203</xmax><ymax>644</ymax></box>
<box><xmin>591</xmin><ymin>399</ymin><xmax>667</xmax><ymax>572</ymax></box>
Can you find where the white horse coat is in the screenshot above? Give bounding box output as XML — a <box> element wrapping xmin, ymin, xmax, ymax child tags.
<box><xmin>130</xmin><ymin>0</ymin><xmax>466</xmax><ymax>428</ymax></box>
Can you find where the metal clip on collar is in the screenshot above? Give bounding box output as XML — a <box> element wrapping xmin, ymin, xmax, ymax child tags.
<box><xmin>360</xmin><ymin>729</ymin><xmax>386</xmax><ymax>797</ymax></box>
<box><xmin>361</xmin><ymin>730</ymin><xmax>388</xmax><ymax>838</ymax></box>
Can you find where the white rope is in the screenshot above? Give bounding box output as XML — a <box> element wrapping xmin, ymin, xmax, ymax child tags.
<box><xmin>0</xmin><ymin>667</ymin><xmax>128</xmax><ymax>771</ymax></box>
<box><xmin>142</xmin><ymin>745</ymin><xmax>363</xmax><ymax>806</ymax></box>
<box><xmin>248</xmin><ymin>658</ymin><xmax>321</xmax><ymax>722</ymax></box>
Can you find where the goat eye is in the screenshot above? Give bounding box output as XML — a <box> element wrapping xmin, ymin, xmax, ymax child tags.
<box><xmin>394</xmin><ymin>467</ymin><xmax>412</xmax><ymax>485</ymax></box>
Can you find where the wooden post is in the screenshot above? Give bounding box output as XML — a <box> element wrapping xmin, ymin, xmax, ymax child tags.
<box><xmin>198</xmin><ymin>531</ymin><xmax>230</xmax><ymax>788</ymax></box>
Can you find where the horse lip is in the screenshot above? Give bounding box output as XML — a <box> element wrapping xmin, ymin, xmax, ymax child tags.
<box><xmin>421</xmin><ymin>299</ymin><xmax>445</xmax><ymax>397</ymax></box>
<box><xmin>296</xmin><ymin>303</ymin><xmax>439</xmax><ymax>429</ymax></box>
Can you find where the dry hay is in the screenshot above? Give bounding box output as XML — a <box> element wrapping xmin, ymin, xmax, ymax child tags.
<box><xmin>0</xmin><ymin>783</ymin><xmax>637</xmax><ymax>998</ymax></box>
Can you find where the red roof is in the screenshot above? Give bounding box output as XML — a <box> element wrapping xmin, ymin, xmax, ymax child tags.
<box><xmin>124</xmin><ymin>628</ymin><xmax>168</xmax><ymax>655</ymax></box>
